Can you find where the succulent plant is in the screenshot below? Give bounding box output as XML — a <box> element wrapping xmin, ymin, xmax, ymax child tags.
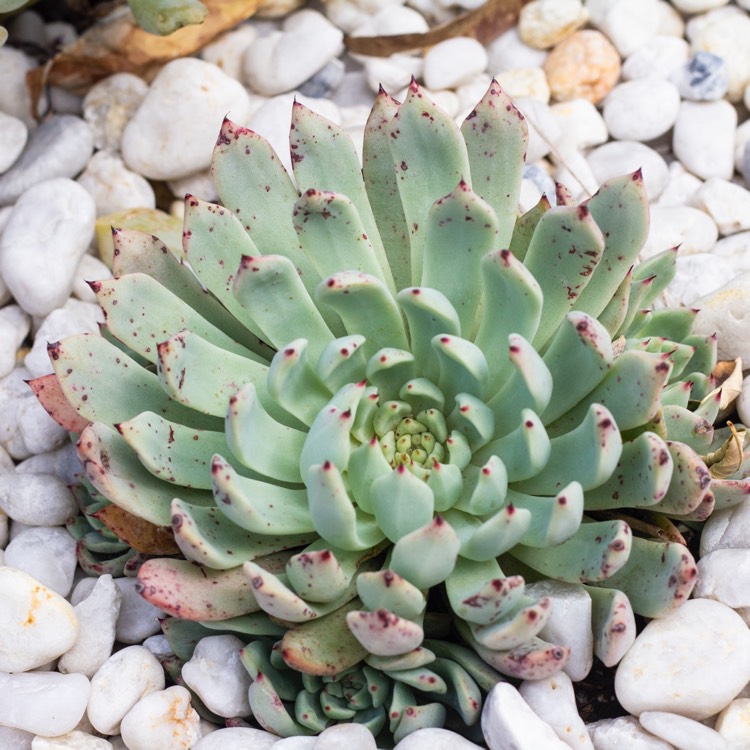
<box><xmin>127</xmin><ymin>0</ymin><xmax>208</xmax><ymax>35</ymax></box>
<box><xmin>37</xmin><ymin>80</ymin><xmax>750</xmax><ymax>741</ymax></box>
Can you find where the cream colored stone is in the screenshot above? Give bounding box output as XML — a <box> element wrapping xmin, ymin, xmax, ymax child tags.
<box><xmin>518</xmin><ymin>0</ymin><xmax>589</xmax><ymax>50</ymax></box>
<box><xmin>496</xmin><ymin>67</ymin><xmax>550</xmax><ymax>103</ymax></box>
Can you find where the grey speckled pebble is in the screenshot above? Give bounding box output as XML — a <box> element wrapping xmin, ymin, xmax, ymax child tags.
<box><xmin>0</xmin><ymin>115</ymin><xmax>93</xmax><ymax>206</ymax></box>
<box><xmin>672</xmin><ymin>51</ymin><xmax>729</xmax><ymax>102</ymax></box>
<box><xmin>298</xmin><ymin>58</ymin><xmax>346</xmax><ymax>99</ymax></box>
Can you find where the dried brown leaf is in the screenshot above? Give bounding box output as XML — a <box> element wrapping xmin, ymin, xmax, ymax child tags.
<box><xmin>28</xmin><ymin>372</ymin><xmax>91</xmax><ymax>433</ymax></box>
<box><xmin>93</xmin><ymin>503</ymin><xmax>181</xmax><ymax>554</ymax></box>
<box><xmin>345</xmin><ymin>0</ymin><xmax>533</xmax><ymax>57</ymax></box>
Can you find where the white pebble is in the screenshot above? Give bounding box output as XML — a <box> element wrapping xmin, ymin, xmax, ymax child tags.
<box><xmin>0</xmin><ymin>304</ymin><xmax>30</xmax><ymax>378</ymax></box>
<box><xmin>514</xmin><ymin>97</ymin><xmax>561</xmax><ymax>162</ymax></box>
<box><xmin>586</xmin><ymin>715</ymin><xmax>674</xmax><ymax>749</ymax></box>
<box><xmin>363</xmin><ymin>54</ymin><xmax>423</xmax><ymax>96</ymax></box>
<box><xmin>15</xmin><ymin>442</ymin><xmax>82</xmax><ymax>486</ymax></box>
<box><xmin>119</xmin><ymin>685</ymin><xmax>201</xmax><ymax>750</ymax></box>
<box><xmin>0</xmin><ymin>112</ymin><xmax>28</xmax><ymax>174</ymax></box>
<box><xmin>423</xmin><ymin>37</ymin><xmax>488</xmax><ymax>90</ymax></box>
<box><xmin>519</xmin><ymin>672</ymin><xmax>594</xmax><ymax>749</ymax></box>
<box><xmin>87</xmin><ymin>645</ymin><xmax>165</xmax><ymax>735</ymax></box>
<box><xmin>693</xmin><ymin>548</ymin><xmax>750</xmax><ymax>607</ymax></box>
<box><xmin>589</xmin><ymin>0</ymin><xmax>662</xmax><ymax>57</ymax></box>
<box><xmin>181</xmin><ymin>635</ymin><xmax>251</xmax><ymax>718</ymax></box>
<box><xmin>167</xmin><ymin>169</ymin><xmax>219</xmax><ymax>204</ymax></box>
<box><xmin>0</xmin><ymin>566</ymin><xmax>78</xmax><ymax>672</ymax></box>
<box><xmin>314</xmin><ymin>723</ymin><xmax>377</xmax><ymax>749</ymax></box>
<box><xmin>199</xmin><ymin>24</ymin><xmax>258</xmax><ymax>81</ymax></box>
<box><xmin>273</xmin><ymin>738</ymin><xmax>317</xmax><ymax>750</ymax></box>
<box><xmin>82</xmin><ymin>73</ymin><xmax>149</xmax><ymax>153</ymax></box>
<box><xmin>697</xmin><ymin>178</ymin><xmax>750</xmax><ymax>235</ymax></box>
<box><xmin>525</xmin><ymin>581</ymin><xmax>593</xmax><ymax>681</ymax></box>
<box><xmin>701</xmin><ymin>494</ymin><xmax>750</xmax><ymax>556</ymax></box>
<box><xmin>641</xmin><ymin>205</ymin><xmax>718</xmax><ymax>258</ymax></box>
<box><xmin>486</xmin><ymin>28</ymin><xmax>548</xmax><ymax>74</ymax></box>
<box><xmin>0</xmin><ymin>366</ymin><xmax>36</xmax><ymax>460</ymax></box>
<box><xmin>32</xmin><ymin>730</ymin><xmax>112</xmax><ymax>749</ymax></box>
<box><xmin>192</xmin><ymin>727</ymin><xmax>278</xmax><ymax>749</ymax></box>
<box><xmin>549</xmin><ymin>98</ymin><xmax>608</xmax><ymax>150</ymax></box>
<box><xmin>518</xmin><ymin>0</ymin><xmax>589</xmax><ymax>50</ymax></box>
<box><xmin>672</xmin><ymin>0</ymin><xmax>730</xmax><ymax>11</ymax></box>
<box><xmin>15</xmin><ymin>396</ymin><xmax>68</xmax><ymax>455</ymax></box>
<box><xmin>615</xmin><ymin>598</ymin><xmax>750</xmax><ymax>719</ymax></box>
<box><xmin>715</xmin><ymin>699</ymin><xmax>750</xmax><ymax>747</ymax></box>
<box><xmin>0</xmin><ymin>725</ymin><xmax>34</xmax><ymax>749</ymax></box>
<box><xmin>495</xmin><ymin>67</ymin><xmax>550</xmax><ymax>103</ymax></box>
<box><xmin>602</xmin><ymin>79</ymin><xmax>680</xmax><ymax>142</ymax></box>
<box><xmin>58</xmin><ymin>574</ymin><xmax>121</xmax><ymax>678</ymax></box>
<box><xmin>141</xmin><ymin>634</ymin><xmax>173</xmax><ymax>661</ymax></box>
<box><xmin>114</xmin><ymin>576</ymin><xmax>164</xmax><ymax>643</ymax></box>
<box><xmin>587</xmin><ymin>141</ymin><xmax>668</xmax><ymax>201</ymax></box>
<box><xmin>0</xmin><ymin>672</ymin><xmax>89</xmax><ymax>737</ymax></box>
<box><xmin>0</xmin><ymin>178</ymin><xmax>96</xmax><ymax>317</ymax></box>
<box><xmin>639</xmin><ymin>711</ymin><xmax>727</xmax><ymax>750</ymax></box>
<box><xmin>122</xmin><ymin>58</ymin><xmax>251</xmax><ymax>181</ymax></box>
<box><xmin>0</xmin><ymin>473</ymin><xmax>77</xmax><ymax>527</ymax></box>
<box><xmin>655</xmin><ymin>160</ymin><xmax>703</xmax><ymax>207</ymax></box>
<box><xmin>392</xmin><ymin>727</ymin><xmax>484</xmax><ymax>750</ymax></box>
<box><xmin>243</xmin><ymin>10</ymin><xmax>344</xmax><ymax>96</ymax></box>
<box><xmin>656</xmin><ymin>0</ymin><xmax>686</xmax><ymax>36</ymax></box>
<box><xmin>77</xmin><ymin>151</ymin><xmax>155</xmax><ymax>217</ymax></box>
<box><xmin>622</xmin><ymin>35</ymin><xmax>689</xmax><ymax>80</ymax></box>
<box><xmin>0</xmin><ymin>47</ymin><xmax>46</xmax><ymax>126</ymax></box>
<box><xmin>669</xmin><ymin>252</ymin><xmax>750</xmax><ymax>306</ymax></box>
<box><xmin>353</xmin><ymin>4</ymin><xmax>429</xmax><ymax>36</ymax></box>
<box><xmin>4</xmin><ymin>527</ymin><xmax>77</xmax><ymax>597</ymax></box>
<box><xmin>694</xmin><ymin>270</ymin><xmax>750</xmax><ymax>363</ymax></box>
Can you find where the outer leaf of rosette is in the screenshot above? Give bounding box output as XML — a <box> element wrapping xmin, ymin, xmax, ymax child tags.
<box><xmin>582</xmin><ymin>585</ymin><xmax>636</xmax><ymax>667</ymax></box>
<box><xmin>444</xmin><ymin>506</ymin><xmax>531</xmax><ymax>561</ymax></box>
<box><xmin>369</xmin><ymin>464</ymin><xmax>435</xmax><ymax>543</ymax></box>
<box><xmin>267</xmin><ymin>339</ymin><xmax>331</xmax><ymax>427</ymax></box>
<box><xmin>210</xmin><ymin>454</ymin><xmax>315</xmax><ymax>535</ymax></box>
<box><xmin>650</xmin><ymin>440</ymin><xmax>711</xmax><ymax>516</ymax></box>
<box><xmin>211</xmin><ymin>119</ymin><xmax>321</xmax><ymax>297</ymax></box>
<box><xmin>461</xmin><ymin>79</ymin><xmax>528</xmax><ymax>248</ymax></box>
<box><xmin>397</xmin><ymin>287</ymin><xmax>461</xmax><ymax>384</ymax></box>
<box><xmin>171</xmin><ymin>498</ymin><xmax>316</xmax><ymax>570</ymax></box>
<box><xmin>524</xmin><ymin>204</ymin><xmax>605</xmax><ymax>349</ymax></box>
<box><xmin>473</xmin><ymin>410</ymin><xmax>551</xmax><ymax>483</ymax></box>
<box><xmin>509</xmin><ymin>519</ymin><xmax>632</xmax><ymax>584</ymax></box>
<box><xmin>485</xmin><ymin>334</ymin><xmax>553</xmax><ymax>438</ymax></box>
<box><xmin>389</xmin><ymin>516</ymin><xmax>461</xmax><ymax>590</ymax></box>
<box><xmin>305</xmin><ymin>462</ymin><xmax>385</xmax><ymax>551</ymax></box>
<box><xmin>225</xmin><ymin>382</ymin><xmax>307</xmax><ymax>483</ymax></box>
<box><xmin>299</xmin><ymin>380</ymin><xmax>366</xmax><ymax>478</ymax></box>
<box><xmin>316</xmin><ymin>335</ymin><xmax>367</xmax><ymax>393</ymax></box>
<box><xmin>573</xmin><ymin>171</ymin><xmax>649</xmax><ymax>319</ymax></box>
<box><xmin>386</xmin><ymin>79</ymin><xmax>471</xmax><ymax>285</ymax></box>
<box><xmin>233</xmin><ymin>254</ymin><xmax>334</xmax><ymax>364</ymax></box>
<box><xmin>474</xmin><ymin>249</ymin><xmax>543</xmax><ymax>395</ymax></box>
<box><xmin>445</xmin><ymin>557</ymin><xmax>526</xmax><ymax>626</ymax></box>
<box><xmin>420</xmin><ymin>180</ymin><xmax>500</xmax><ymax>338</ymax></box>
<box><xmin>346</xmin><ymin>608</ymin><xmax>425</xmax><ymax>657</ymax></box>
<box><xmin>316</xmin><ymin>271</ymin><xmax>408</xmax><ymax>361</ymax></box>
<box><xmin>506</xmin><ymin>481</ymin><xmax>584</xmax><ymax>548</ymax></box>
<box><xmin>427</xmin><ymin>657</ymin><xmax>484</xmax><ymax>726</ymax></box>
<box><xmin>431</xmin><ymin>334</ymin><xmax>489</xmax><ymax>408</ymax></box>
<box><xmin>512</xmin><ymin>404</ymin><xmax>622</xmax><ymax>495</ymax></box>
<box><xmin>366</xmin><ymin>348</ymin><xmax>416</xmax><ymax>404</ymax></box>
<box><xmin>290</xmin><ymin>101</ymin><xmax>394</xmax><ymax>292</ymax></box>
<box><xmin>357</xmin><ymin>569</ymin><xmax>427</xmax><ymax>621</ymax></box>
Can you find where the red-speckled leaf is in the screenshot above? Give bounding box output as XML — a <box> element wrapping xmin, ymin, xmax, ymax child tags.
<box><xmin>28</xmin><ymin>373</ymin><xmax>90</xmax><ymax>433</ymax></box>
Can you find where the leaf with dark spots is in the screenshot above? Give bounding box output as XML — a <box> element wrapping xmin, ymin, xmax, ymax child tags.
<box><xmin>28</xmin><ymin>372</ymin><xmax>91</xmax><ymax>433</ymax></box>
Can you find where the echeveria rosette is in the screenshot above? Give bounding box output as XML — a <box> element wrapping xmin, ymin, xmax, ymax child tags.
<box><xmin>39</xmin><ymin>80</ymin><xmax>749</xmax><ymax>741</ymax></box>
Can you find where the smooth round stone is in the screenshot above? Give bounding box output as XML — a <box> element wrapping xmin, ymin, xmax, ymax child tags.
<box><xmin>119</xmin><ymin>686</ymin><xmax>201</xmax><ymax>750</ymax></box>
<box><xmin>0</xmin><ymin>725</ymin><xmax>34</xmax><ymax>749</ymax></box>
<box><xmin>141</xmin><ymin>634</ymin><xmax>173</xmax><ymax>661</ymax></box>
<box><xmin>0</xmin><ymin>47</ymin><xmax>46</xmax><ymax>126</ymax></box>
<box><xmin>32</xmin><ymin>730</ymin><xmax>113</xmax><ymax>749</ymax></box>
<box><xmin>72</xmin><ymin>254</ymin><xmax>111</xmax><ymax>305</ymax></box>
<box><xmin>549</xmin><ymin>98</ymin><xmax>608</xmax><ymax>150</ymax></box>
<box><xmin>693</xmin><ymin>549</ymin><xmax>750</xmax><ymax>607</ymax></box>
<box><xmin>192</xmin><ymin>727</ymin><xmax>278</xmax><ymax>749</ymax></box>
<box><xmin>587</xmin><ymin>141</ymin><xmax>668</xmax><ymax>200</ymax></box>
<box><xmin>87</xmin><ymin>645</ymin><xmax>165</xmax><ymax>735</ymax></box>
<box><xmin>168</xmin><ymin>168</ymin><xmax>219</xmax><ymax>204</ymax></box>
<box><xmin>591</xmin><ymin>0</ymin><xmax>661</xmax><ymax>57</ymax></box>
<box><xmin>0</xmin><ymin>112</ymin><xmax>28</xmax><ymax>173</ymax></box>
<box><xmin>122</xmin><ymin>58</ymin><xmax>251</xmax><ymax>181</ymax></box>
<box><xmin>270</xmin><ymin>736</ymin><xmax>316</xmax><ymax>750</ymax></box>
<box><xmin>0</xmin><ymin>672</ymin><xmax>90</xmax><ymax>736</ymax></box>
<box><xmin>0</xmin><ymin>473</ymin><xmax>77</xmax><ymax>527</ymax></box>
<box><xmin>715</xmin><ymin>699</ymin><xmax>750</xmax><ymax>746</ymax></box>
<box><xmin>4</xmin><ymin>527</ymin><xmax>77</xmax><ymax>597</ymax></box>
<box><xmin>423</xmin><ymin>37</ymin><xmax>488</xmax><ymax>90</ymax></box>
<box><xmin>690</xmin><ymin>9</ymin><xmax>750</xmax><ymax>101</ymax></box>
<box><xmin>603</xmin><ymin>79</ymin><xmax>680</xmax><ymax>142</ymax></box>
<box><xmin>181</xmin><ymin>635</ymin><xmax>251</xmax><ymax>718</ymax></box>
<box><xmin>639</xmin><ymin>711</ymin><xmax>727</xmax><ymax>750</ymax></box>
<box><xmin>669</xmin><ymin>252</ymin><xmax>747</xmax><ymax>306</ymax></box>
<box><xmin>298</xmin><ymin>58</ymin><xmax>346</xmax><ymax>99</ymax></box>
<box><xmin>353</xmin><ymin>5</ymin><xmax>428</xmax><ymax>36</ymax></box>
<box><xmin>486</xmin><ymin>28</ymin><xmax>548</xmax><ymax>74</ymax></box>
<box><xmin>58</xmin><ymin>574</ymin><xmax>121</xmax><ymax>678</ymax></box>
<box><xmin>113</xmin><ymin>576</ymin><xmax>164</xmax><ymax>643</ymax></box>
<box><xmin>0</xmin><ymin>116</ymin><xmax>93</xmax><ymax>206</ymax></box>
<box><xmin>587</xmin><ymin>716</ymin><xmax>674</xmax><ymax>749</ymax></box>
<box><xmin>701</xmin><ymin>493</ymin><xmax>750</xmax><ymax>557</ymax></box>
<box><xmin>482</xmin><ymin>682</ymin><xmax>569</xmax><ymax>749</ymax></box>
<box><xmin>672</xmin><ymin>0</ymin><xmax>730</xmax><ymax>10</ymax></box>
<box><xmin>672</xmin><ymin>51</ymin><xmax>729</xmax><ymax>101</ymax></box>
<box><xmin>519</xmin><ymin>673</ymin><xmax>593</xmax><ymax>749</ymax></box>
<box><xmin>514</xmin><ymin>98</ymin><xmax>561</xmax><ymax>162</ymax></box>
<box><xmin>657</xmin><ymin>0</ymin><xmax>686</xmax><ymax>36</ymax></box>
<box><xmin>16</xmin><ymin>394</ymin><xmax>68</xmax><ymax>456</ymax></box>
<box><xmin>622</xmin><ymin>35</ymin><xmax>689</xmax><ymax>80</ymax></box>
<box><xmin>77</xmin><ymin>151</ymin><xmax>155</xmax><ymax>217</ymax></box>
<box><xmin>655</xmin><ymin>160</ymin><xmax>703</xmax><ymax>207</ymax></box>
<box><xmin>697</xmin><ymin>177</ymin><xmax>750</xmax><ymax>235</ymax></box>
<box><xmin>523</xmin><ymin>164</ymin><xmax>557</xmax><ymax>203</ymax></box>
<box><xmin>518</xmin><ymin>0</ymin><xmax>589</xmax><ymax>50</ymax></box>
<box><xmin>243</xmin><ymin>10</ymin><xmax>344</xmax><ymax>96</ymax></box>
<box><xmin>313</xmin><ymin>724</ymin><xmax>377</xmax><ymax>749</ymax></box>
<box><xmin>0</xmin><ymin>178</ymin><xmax>96</xmax><ymax>317</ymax></box>
<box><xmin>694</xmin><ymin>270</ymin><xmax>750</xmax><ymax>362</ymax></box>
<box><xmin>641</xmin><ymin>205</ymin><xmax>718</xmax><ymax>258</ymax></box>
<box><xmin>615</xmin><ymin>598</ymin><xmax>750</xmax><ymax>719</ymax></box>
<box><xmin>392</xmin><ymin>727</ymin><xmax>484</xmax><ymax>750</ymax></box>
<box><xmin>199</xmin><ymin>24</ymin><xmax>258</xmax><ymax>82</ymax></box>
<box><xmin>363</xmin><ymin>53</ymin><xmax>423</xmax><ymax>96</ymax></box>
<box><xmin>15</xmin><ymin>442</ymin><xmax>82</xmax><ymax>487</ymax></box>
<box><xmin>495</xmin><ymin>67</ymin><xmax>550</xmax><ymax>103</ymax></box>
<box><xmin>0</xmin><ymin>304</ymin><xmax>30</xmax><ymax>379</ymax></box>
<box><xmin>525</xmin><ymin>581</ymin><xmax>593</xmax><ymax>681</ymax></box>
<box><xmin>544</xmin><ymin>30</ymin><xmax>620</xmax><ymax>104</ymax></box>
<box><xmin>0</xmin><ymin>566</ymin><xmax>78</xmax><ymax>672</ymax></box>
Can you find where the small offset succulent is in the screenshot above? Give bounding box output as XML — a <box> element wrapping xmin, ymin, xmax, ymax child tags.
<box><xmin>127</xmin><ymin>0</ymin><xmax>208</xmax><ymax>35</ymax></box>
<box><xmin>37</xmin><ymin>80</ymin><xmax>750</xmax><ymax>742</ymax></box>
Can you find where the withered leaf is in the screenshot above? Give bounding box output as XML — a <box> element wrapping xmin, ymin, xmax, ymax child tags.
<box><xmin>93</xmin><ymin>503</ymin><xmax>181</xmax><ymax>554</ymax></box>
<box><xmin>27</xmin><ymin>372</ymin><xmax>91</xmax><ymax>433</ymax></box>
